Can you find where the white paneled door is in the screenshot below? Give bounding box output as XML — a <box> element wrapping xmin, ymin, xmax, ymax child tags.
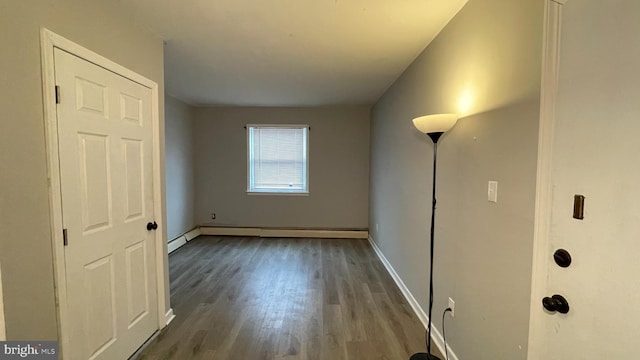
<box><xmin>531</xmin><ymin>0</ymin><xmax>640</xmax><ymax>358</ymax></box>
<box><xmin>55</xmin><ymin>48</ymin><xmax>158</xmax><ymax>359</ymax></box>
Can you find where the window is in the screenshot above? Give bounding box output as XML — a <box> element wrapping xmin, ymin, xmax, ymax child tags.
<box><xmin>247</xmin><ymin>125</ymin><xmax>309</xmax><ymax>194</ymax></box>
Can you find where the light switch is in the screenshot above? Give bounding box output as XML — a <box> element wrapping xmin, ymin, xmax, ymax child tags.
<box><xmin>488</xmin><ymin>181</ymin><xmax>498</xmax><ymax>203</ymax></box>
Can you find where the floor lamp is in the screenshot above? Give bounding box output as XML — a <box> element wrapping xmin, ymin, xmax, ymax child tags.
<box><xmin>409</xmin><ymin>114</ymin><xmax>458</xmax><ymax>360</ymax></box>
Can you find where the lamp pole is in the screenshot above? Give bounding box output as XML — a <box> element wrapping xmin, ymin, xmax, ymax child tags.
<box><xmin>410</xmin><ymin>113</ymin><xmax>457</xmax><ymax>360</ymax></box>
<box><xmin>410</xmin><ymin>131</ymin><xmax>443</xmax><ymax>360</ymax></box>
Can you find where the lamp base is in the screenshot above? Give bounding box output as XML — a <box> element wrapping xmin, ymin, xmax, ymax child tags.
<box><xmin>410</xmin><ymin>353</ymin><xmax>442</xmax><ymax>360</ymax></box>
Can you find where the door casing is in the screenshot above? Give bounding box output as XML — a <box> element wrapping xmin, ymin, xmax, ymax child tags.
<box><xmin>527</xmin><ymin>0</ymin><xmax>567</xmax><ymax>358</ymax></box>
<box><xmin>39</xmin><ymin>28</ymin><xmax>170</xmax><ymax>358</ymax></box>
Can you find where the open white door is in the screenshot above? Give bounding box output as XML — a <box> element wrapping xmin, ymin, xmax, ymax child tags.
<box><xmin>55</xmin><ymin>48</ymin><xmax>158</xmax><ymax>359</ymax></box>
<box><xmin>529</xmin><ymin>1</ymin><xmax>640</xmax><ymax>358</ymax></box>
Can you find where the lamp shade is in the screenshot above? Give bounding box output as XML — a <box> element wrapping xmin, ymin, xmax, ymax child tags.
<box><xmin>412</xmin><ymin>114</ymin><xmax>458</xmax><ymax>134</ymax></box>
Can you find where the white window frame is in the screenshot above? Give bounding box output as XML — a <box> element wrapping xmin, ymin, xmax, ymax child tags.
<box><xmin>246</xmin><ymin>124</ymin><xmax>310</xmax><ymax>195</ymax></box>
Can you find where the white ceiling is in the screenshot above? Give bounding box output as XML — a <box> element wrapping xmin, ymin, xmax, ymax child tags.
<box><xmin>123</xmin><ymin>0</ymin><xmax>468</xmax><ymax>106</ymax></box>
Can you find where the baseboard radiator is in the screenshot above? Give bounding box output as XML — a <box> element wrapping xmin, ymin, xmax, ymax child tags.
<box><xmin>199</xmin><ymin>226</ymin><xmax>368</xmax><ymax>239</ymax></box>
<box><xmin>167</xmin><ymin>227</ymin><xmax>202</xmax><ymax>253</ymax></box>
<box><xmin>169</xmin><ymin>226</ymin><xmax>368</xmax><ymax>253</ymax></box>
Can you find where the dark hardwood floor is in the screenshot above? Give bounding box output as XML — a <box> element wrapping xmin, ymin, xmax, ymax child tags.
<box><xmin>136</xmin><ymin>236</ymin><xmax>437</xmax><ymax>359</ymax></box>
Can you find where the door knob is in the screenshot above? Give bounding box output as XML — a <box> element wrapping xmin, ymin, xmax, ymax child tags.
<box><xmin>146</xmin><ymin>221</ymin><xmax>158</xmax><ymax>231</ymax></box>
<box><xmin>553</xmin><ymin>249</ymin><xmax>572</xmax><ymax>267</ymax></box>
<box><xmin>542</xmin><ymin>294</ymin><xmax>570</xmax><ymax>314</ymax></box>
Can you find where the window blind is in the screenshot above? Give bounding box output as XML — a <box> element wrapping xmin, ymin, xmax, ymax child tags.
<box><xmin>248</xmin><ymin>126</ymin><xmax>308</xmax><ymax>193</ymax></box>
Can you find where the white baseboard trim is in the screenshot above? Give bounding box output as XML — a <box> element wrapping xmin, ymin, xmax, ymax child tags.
<box><xmin>168</xmin><ymin>227</ymin><xmax>202</xmax><ymax>254</ymax></box>
<box><xmin>168</xmin><ymin>235</ymin><xmax>187</xmax><ymax>254</ymax></box>
<box><xmin>184</xmin><ymin>228</ymin><xmax>201</xmax><ymax>241</ymax></box>
<box><xmin>200</xmin><ymin>226</ymin><xmax>261</xmax><ymax>237</ymax></box>
<box><xmin>200</xmin><ymin>226</ymin><xmax>368</xmax><ymax>239</ymax></box>
<box><xmin>261</xmin><ymin>228</ymin><xmax>368</xmax><ymax>239</ymax></box>
<box><xmin>165</xmin><ymin>308</ymin><xmax>175</xmax><ymax>326</ymax></box>
<box><xmin>368</xmin><ymin>236</ymin><xmax>459</xmax><ymax>360</ymax></box>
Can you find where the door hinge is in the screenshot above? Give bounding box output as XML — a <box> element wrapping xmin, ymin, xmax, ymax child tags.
<box><xmin>63</xmin><ymin>228</ymin><xmax>68</xmax><ymax>246</ymax></box>
<box><xmin>55</xmin><ymin>85</ymin><xmax>60</xmax><ymax>104</ymax></box>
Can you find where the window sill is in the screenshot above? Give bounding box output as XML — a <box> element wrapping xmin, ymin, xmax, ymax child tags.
<box><xmin>247</xmin><ymin>191</ymin><xmax>310</xmax><ymax>196</ymax></box>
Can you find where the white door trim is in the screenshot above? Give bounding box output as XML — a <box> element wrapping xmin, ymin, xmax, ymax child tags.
<box><xmin>39</xmin><ymin>28</ymin><xmax>169</xmax><ymax>358</ymax></box>
<box><xmin>527</xmin><ymin>1</ymin><xmax>564</xmax><ymax>358</ymax></box>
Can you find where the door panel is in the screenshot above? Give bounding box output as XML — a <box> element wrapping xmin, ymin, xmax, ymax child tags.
<box><xmin>120</xmin><ymin>93</ymin><xmax>143</xmax><ymax>125</ymax></box>
<box><xmin>83</xmin><ymin>256</ymin><xmax>117</xmax><ymax>357</ymax></box>
<box><xmin>75</xmin><ymin>77</ymin><xmax>108</xmax><ymax>117</ymax></box>
<box><xmin>125</xmin><ymin>240</ymin><xmax>149</xmax><ymax>328</ymax></box>
<box><xmin>55</xmin><ymin>48</ymin><xmax>158</xmax><ymax>360</ymax></box>
<box><xmin>534</xmin><ymin>1</ymin><xmax>640</xmax><ymax>358</ymax></box>
<box><xmin>78</xmin><ymin>133</ymin><xmax>112</xmax><ymax>233</ymax></box>
<box><xmin>123</xmin><ymin>138</ymin><xmax>145</xmax><ymax>221</ymax></box>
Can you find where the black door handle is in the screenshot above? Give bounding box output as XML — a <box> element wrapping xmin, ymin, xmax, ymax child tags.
<box><xmin>553</xmin><ymin>249</ymin><xmax>572</xmax><ymax>267</ymax></box>
<box><xmin>146</xmin><ymin>221</ymin><xmax>158</xmax><ymax>231</ymax></box>
<box><xmin>542</xmin><ymin>294</ymin><xmax>570</xmax><ymax>314</ymax></box>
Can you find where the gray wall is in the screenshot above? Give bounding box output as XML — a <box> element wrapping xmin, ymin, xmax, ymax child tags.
<box><xmin>194</xmin><ymin>106</ymin><xmax>370</xmax><ymax>229</ymax></box>
<box><xmin>369</xmin><ymin>0</ymin><xmax>543</xmax><ymax>359</ymax></box>
<box><xmin>165</xmin><ymin>96</ymin><xmax>196</xmax><ymax>240</ymax></box>
<box><xmin>0</xmin><ymin>0</ymin><xmax>167</xmax><ymax>340</ymax></box>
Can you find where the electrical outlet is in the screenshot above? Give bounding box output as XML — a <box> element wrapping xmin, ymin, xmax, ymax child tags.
<box><xmin>376</xmin><ymin>223</ymin><xmax>379</xmax><ymax>231</ymax></box>
<box><xmin>211</xmin><ymin>212</ymin><xmax>216</xmax><ymax>220</ymax></box>
<box><xmin>448</xmin><ymin>297</ymin><xmax>455</xmax><ymax>317</ymax></box>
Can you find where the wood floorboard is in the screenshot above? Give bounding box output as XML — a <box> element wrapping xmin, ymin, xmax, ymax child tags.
<box><xmin>136</xmin><ymin>236</ymin><xmax>439</xmax><ymax>360</ymax></box>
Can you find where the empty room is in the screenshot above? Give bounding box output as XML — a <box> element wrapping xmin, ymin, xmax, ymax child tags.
<box><xmin>2</xmin><ymin>0</ymin><xmax>640</xmax><ymax>359</ymax></box>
